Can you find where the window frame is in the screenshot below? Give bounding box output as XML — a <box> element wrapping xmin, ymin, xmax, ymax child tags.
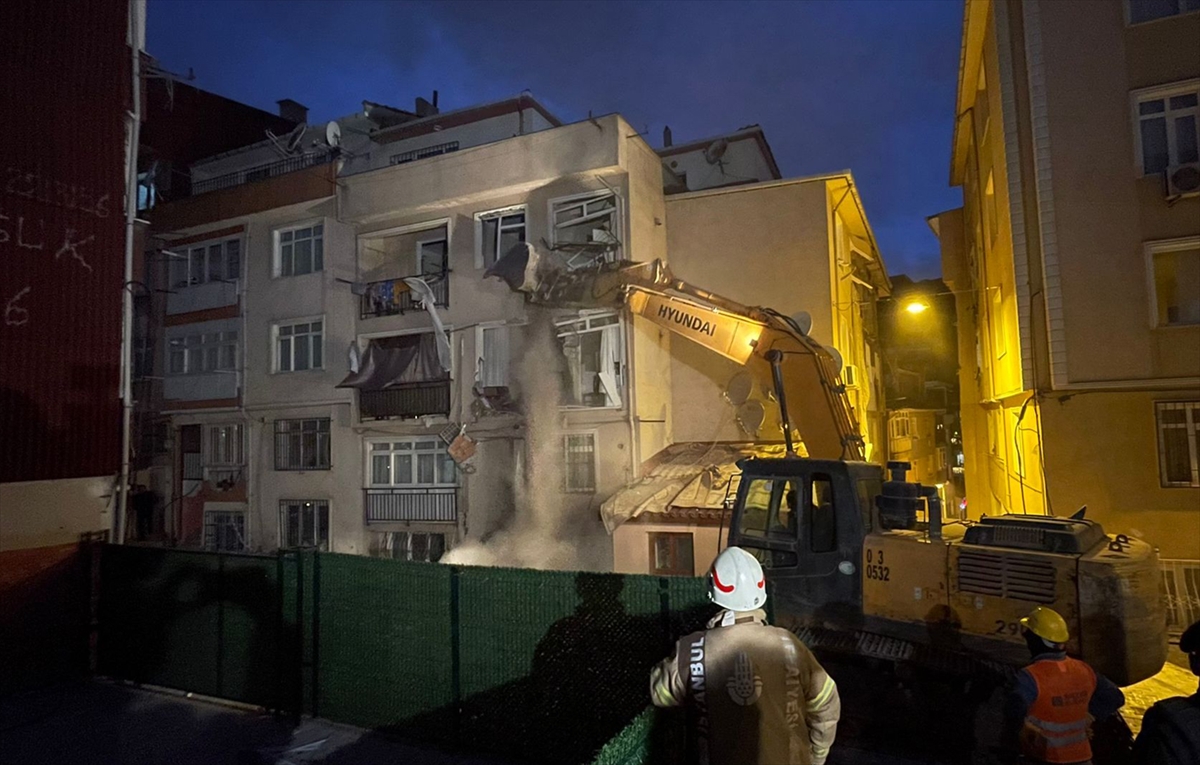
<box><xmin>366</xmin><ymin>437</ymin><xmax>459</xmax><ymax>489</ymax></box>
<box><xmin>1131</xmin><ymin>79</ymin><xmax>1200</xmax><ymax>176</ymax></box>
<box><xmin>562</xmin><ymin>430</ymin><xmax>598</xmax><ymax>494</ymax></box>
<box><xmin>1126</xmin><ymin>0</ymin><xmax>1200</xmax><ymax>26</ymax></box>
<box><xmin>273</xmin><ymin>316</ymin><xmax>325</xmax><ymax>373</ymax></box>
<box><xmin>167</xmin><ymin>330</ymin><xmax>239</xmax><ymax>376</ymax></box>
<box><xmin>648</xmin><ymin>532</ymin><xmax>695</xmax><ymax>576</ymax></box>
<box><xmin>548</xmin><ymin>190</ymin><xmax>623</xmax><ymax>268</ymax></box>
<box><xmin>279</xmin><ymin>499</ymin><xmax>331</xmax><ymax>550</ymax></box>
<box><xmin>1156</xmin><ymin>401</ymin><xmax>1200</xmax><ymax>488</ymax></box>
<box><xmin>273</xmin><ymin>220</ymin><xmax>325</xmax><ymax>278</ymax></box>
<box><xmin>1144</xmin><ymin>236</ymin><xmax>1200</xmax><ymax>328</ymax></box>
<box><xmin>554</xmin><ymin>311</ymin><xmax>625</xmax><ymax>409</ymax></box>
<box><xmin>169</xmin><ymin>237</ymin><xmax>241</xmax><ymax>290</ymax></box>
<box><xmin>205</xmin><ymin>423</ymin><xmax>245</xmax><ymax>467</ymax></box>
<box><xmin>476</xmin><ymin>322</ymin><xmax>511</xmax><ymax>388</ymax></box>
<box><xmin>274</xmin><ymin>418</ymin><xmax>332</xmax><ymax>471</ymax></box>
<box><xmin>474</xmin><ymin>205</ymin><xmax>527</xmax><ymax>269</ymax></box>
<box><xmin>203</xmin><ymin>507</ymin><xmax>247</xmax><ymax>551</ymax></box>
<box><xmin>370</xmin><ymin>530</ymin><xmax>447</xmax><ymax>562</ymax></box>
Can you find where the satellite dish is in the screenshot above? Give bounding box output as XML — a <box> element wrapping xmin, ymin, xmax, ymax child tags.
<box><xmin>736</xmin><ymin>401</ymin><xmax>766</xmax><ymax>437</ymax></box>
<box><xmin>703</xmin><ymin>138</ymin><xmax>729</xmax><ymax>165</ymax></box>
<box><xmin>792</xmin><ymin>311</ymin><xmax>812</xmax><ymax>336</ymax></box>
<box><xmin>823</xmin><ymin>345</ymin><xmax>844</xmax><ymax>375</ymax></box>
<box><xmin>285</xmin><ymin>123</ymin><xmax>307</xmax><ymax>153</ymax></box>
<box><xmin>264</xmin><ymin>128</ymin><xmax>290</xmax><ymax>157</ymax></box>
<box><xmin>325</xmin><ymin>121</ymin><xmax>342</xmax><ymax>148</ymax></box>
<box><xmin>724</xmin><ymin>371</ymin><xmax>754</xmax><ymax>406</ymax></box>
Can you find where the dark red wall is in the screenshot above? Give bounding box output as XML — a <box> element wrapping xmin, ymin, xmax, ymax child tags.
<box><xmin>0</xmin><ymin>0</ymin><xmax>129</xmax><ymax>482</ymax></box>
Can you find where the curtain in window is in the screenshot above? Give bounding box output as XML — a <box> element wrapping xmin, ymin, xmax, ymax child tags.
<box><xmin>598</xmin><ymin>325</ymin><xmax>621</xmax><ymax>407</ymax></box>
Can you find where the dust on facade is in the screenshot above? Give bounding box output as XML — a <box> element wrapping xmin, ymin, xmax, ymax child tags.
<box><xmin>127</xmin><ymin>86</ymin><xmax>891</xmax><ymax>574</ymax></box>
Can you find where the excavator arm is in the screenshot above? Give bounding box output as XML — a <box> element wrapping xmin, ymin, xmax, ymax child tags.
<box><xmin>486</xmin><ymin>245</ymin><xmax>864</xmax><ymax>461</ymax></box>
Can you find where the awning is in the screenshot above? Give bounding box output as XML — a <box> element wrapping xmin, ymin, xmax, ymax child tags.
<box><xmin>337</xmin><ymin>333</ymin><xmax>447</xmax><ymax>391</ymax></box>
<box><xmin>600</xmin><ymin>442</ymin><xmax>788</xmax><ymax>533</ymax></box>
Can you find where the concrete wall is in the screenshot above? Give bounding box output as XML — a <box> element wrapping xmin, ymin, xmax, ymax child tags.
<box><xmin>662</xmin><ymin>136</ymin><xmax>776</xmax><ymax>192</ymax></box>
<box><xmin>612</xmin><ymin>520</ymin><xmax>723</xmax><ymax>576</ymax></box>
<box><xmin>0</xmin><ymin>478</ymin><xmax>111</xmax><ymax>551</ymax></box>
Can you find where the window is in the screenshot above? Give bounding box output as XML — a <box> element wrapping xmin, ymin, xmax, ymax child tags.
<box><xmin>737</xmin><ymin>478</ymin><xmax>800</xmax><ymax>541</ymax></box>
<box><xmin>417</xmin><ymin>235</ymin><xmax>448</xmax><ymax>277</ymax></box>
<box><xmin>808</xmin><ymin>474</ymin><xmax>836</xmax><ymax>553</ymax></box>
<box><xmin>649</xmin><ymin>533</ymin><xmax>694</xmax><ymax>576</ymax></box>
<box><xmin>275</xmin><ymin>318</ymin><xmax>323</xmax><ymax>372</ymax></box>
<box><xmin>206</xmin><ymin>424</ymin><xmax>244</xmax><ymax>466</ymax></box>
<box><xmin>169</xmin><ymin>238</ymin><xmax>241</xmax><ymax>289</ymax></box>
<box><xmin>275</xmin><ymin>418</ymin><xmax>331</xmax><ymax>470</ymax></box>
<box><xmin>556</xmin><ymin>312</ymin><xmax>624</xmax><ymax>408</ymax></box>
<box><xmin>477</xmin><ymin>208</ymin><xmax>526</xmax><ymax>269</ymax></box>
<box><xmin>280</xmin><ymin>500</ymin><xmax>330</xmax><ymax>550</ymax></box>
<box><xmin>1134</xmin><ymin>82</ymin><xmax>1200</xmax><ymax>175</ymax></box>
<box><xmin>204</xmin><ymin>510</ymin><xmax>246</xmax><ymax>551</ymax></box>
<box><xmin>477</xmin><ymin>323</ymin><xmax>510</xmax><ymax>388</ymax></box>
<box><xmin>551</xmin><ymin>192</ymin><xmax>621</xmax><ymax>268</ymax></box>
<box><xmin>1156</xmin><ymin>401</ymin><xmax>1200</xmax><ymax>487</ymax></box>
<box><xmin>889</xmin><ymin>416</ymin><xmax>910</xmax><ymax>440</ymax></box>
<box><xmin>563</xmin><ymin>433</ymin><xmax>597</xmax><ymax>493</ymax></box>
<box><xmin>370</xmin><ymin>439</ymin><xmax>458</xmax><ymax>487</ymax></box>
<box><xmin>1148</xmin><ymin>239</ymin><xmax>1200</xmax><ymax>326</ymax></box>
<box><xmin>275</xmin><ymin>223</ymin><xmax>324</xmax><ymax>277</ymax></box>
<box><xmin>1128</xmin><ymin>0</ymin><xmax>1200</xmax><ymax>25</ymax></box>
<box><xmin>370</xmin><ymin>531</ymin><xmax>447</xmax><ymax>562</ymax></box>
<box><xmin>993</xmin><ymin>286</ymin><xmax>1008</xmax><ymax>358</ymax></box>
<box><xmin>167</xmin><ymin>331</ymin><xmax>238</xmax><ymax>375</ymax></box>
<box><xmin>984</xmin><ymin>171</ymin><xmax>998</xmax><ymax>245</ymax></box>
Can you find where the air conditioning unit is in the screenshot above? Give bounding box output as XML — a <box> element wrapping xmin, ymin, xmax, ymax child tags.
<box><xmin>843</xmin><ymin>364</ymin><xmax>861</xmax><ymax>388</ymax></box>
<box><xmin>1166</xmin><ymin>162</ymin><xmax>1200</xmax><ymax>197</ymax></box>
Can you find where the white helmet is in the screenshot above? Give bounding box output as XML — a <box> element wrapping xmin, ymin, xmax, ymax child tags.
<box><xmin>708</xmin><ymin>547</ymin><xmax>767</xmax><ymax>612</ymax></box>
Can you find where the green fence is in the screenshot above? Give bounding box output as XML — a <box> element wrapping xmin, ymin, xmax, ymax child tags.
<box><xmin>98</xmin><ymin>545</ymin><xmax>712</xmax><ymax>764</ymax></box>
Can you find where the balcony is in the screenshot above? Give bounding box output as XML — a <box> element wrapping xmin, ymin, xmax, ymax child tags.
<box><xmin>359</xmin><ymin>381</ymin><xmax>451</xmax><ymax>420</ymax></box>
<box><xmin>360</xmin><ymin>272</ymin><xmax>450</xmax><ymax>319</ymax></box>
<box><xmin>190</xmin><ymin>152</ymin><xmax>335</xmax><ymax>196</ymax></box>
<box><xmin>365</xmin><ymin>487</ymin><xmax>457</xmax><ymax>523</ymax></box>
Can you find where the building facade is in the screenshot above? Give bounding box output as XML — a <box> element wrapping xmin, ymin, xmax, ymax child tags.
<box><xmin>935</xmin><ymin>0</ymin><xmax>1199</xmax><ymax>625</ymax></box>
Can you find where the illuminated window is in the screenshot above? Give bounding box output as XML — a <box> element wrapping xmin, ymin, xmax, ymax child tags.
<box><xmin>1128</xmin><ymin>0</ymin><xmax>1200</xmax><ymax>25</ymax></box>
<box><xmin>649</xmin><ymin>533</ymin><xmax>694</xmax><ymax>576</ymax></box>
<box><xmin>1147</xmin><ymin>239</ymin><xmax>1200</xmax><ymax>326</ymax></box>
<box><xmin>280</xmin><ymin>500</ymin><xmax>330</xmax><ymax>550</ymax></box>
<box><xmin>274</xmin><ymin>223</ymin><xmax>324</xmax><ymax>277</ymax></box>
<box><xmin>370</xmin><ymin>531</ymin><xmax>446</xmax><ymax>562</ymax></box>
<box><xmin>1156</xmin><ymin>401</ymin><xmax>1200</xmax><ymax>487</ymax></box>
<box><xmin>563</xmin><ymin>432</ymin><xmax>597</xmax><ymax>493</ymax></box>
<box><xmin>1133</xmin><ymin>81</ymin><xmax>1199</xmax><ymax>176</ymax></box>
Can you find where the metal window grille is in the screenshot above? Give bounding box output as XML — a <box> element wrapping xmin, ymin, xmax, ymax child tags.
<box><xmin>389</xmin><ymin>141</ymin><xmax>460</xmax><ymax>166</ymax></box>
<box><xmin>274</xmin><ymin>418</ymin><xmax>331</xmax><ymax>470</ymax></box>
<box><xmin>280</xmin><ymin>499</ymin><xmax>330</xmax><ymax>550</ymax></box>
<box><xmin>370</xmin><ymin>530</ymin><xmax>447</xmax><ymax>562</ymax></box>
<box><xmin>1156</xmin><ymin>401</ymin><xmax>1200</xmax><ymax>487</ymax></box>
<box><xmin>204</xmin><ymin>511</ymin><xmax>246</xmax><ymax>551</ymax></box>
<box><xmin>563</xmin><ymin>433</ymin><xmax>597</xmax><ymax>493</ymax></box>
<box><xmin>1162</xmin><ymin>558</ymin><xmax>1200</xmax><ymax>635</ymax></box>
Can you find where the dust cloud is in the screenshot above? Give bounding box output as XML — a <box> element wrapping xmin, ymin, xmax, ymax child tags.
<box><xmin>442</xmin><ymin>309</ymin><xmax>610</xmax><ymax>572</ymax></box>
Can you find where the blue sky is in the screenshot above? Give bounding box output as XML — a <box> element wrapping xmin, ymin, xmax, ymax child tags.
<box><xmin>148</xmin><ymin>0</ymin><xmax>964</xmax><ymax>279</ymax></box>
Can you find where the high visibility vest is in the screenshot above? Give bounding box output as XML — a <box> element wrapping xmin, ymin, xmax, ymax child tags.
<box><xmin>1020</xmin><ymin>657</ymin><xmax>1098</xmax><ymax>764</ymax></box>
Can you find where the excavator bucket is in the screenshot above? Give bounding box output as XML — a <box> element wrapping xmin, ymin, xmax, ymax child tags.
<box><xmin>485</xmin><ymin>242</ymin><xmax>555</xmax><ymax>293</ymax></box>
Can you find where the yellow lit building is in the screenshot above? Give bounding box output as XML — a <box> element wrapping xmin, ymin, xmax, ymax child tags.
<box><xmin>933</xmin><ymin>0</ymin><xmax>1200</xmax><ymax>629</ymax></box>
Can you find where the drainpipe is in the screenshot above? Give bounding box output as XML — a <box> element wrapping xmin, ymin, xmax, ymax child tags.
<box><xmin>115</xmin><ymin>2</ymin><xmax>142</xmax><ymax>545</ymax></box>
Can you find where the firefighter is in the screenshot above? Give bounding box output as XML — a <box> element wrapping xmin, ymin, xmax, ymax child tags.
<box><xmin>1132</xmin><ymin>618</ymin><xmax>1200</xmax><ymax>764</ymax></box>
<box><xmin>649</xmin><ymin>546</ymin><xmax>840</xmax><ymax>765</ymax></box>
<box><xmin>1005</xmin><ymin>606</ymin><xmax>1125</xmax><ymax>764</ymax></box>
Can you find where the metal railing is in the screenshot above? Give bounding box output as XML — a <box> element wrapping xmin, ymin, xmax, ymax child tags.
<box><xmin>364</xmin><ymin>487</ymin><xmax>457</xmax><ymax>523</ymax></box>
<box><xmin>1161</xmin><ymin>558</ymin><xmax>1200</xmax><ymax>634</ymax></box>
<box><xmin>190</xmin><ymin>152</ymin><xmax>334</xmax><ymax>196</ymax></box>
<box><xmin>389</xmin><ymin>141</ymin><xmax>460</xmax><ymax>166</ymax></box>
<box><xmin>359</xmin><ymin>381</ymin><xmax>451</xmax><ymax>419</ymax></box>
<box><xmin>360</xmin><ymin>272</ymin><xmax>449</xmax><ymax>318</ymax></box>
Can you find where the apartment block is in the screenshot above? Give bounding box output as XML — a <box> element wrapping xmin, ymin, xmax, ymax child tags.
<box><xmin>933</xmin><ymin>0</ymin><xmax>1199</xmax><ymax>627</ymax></box>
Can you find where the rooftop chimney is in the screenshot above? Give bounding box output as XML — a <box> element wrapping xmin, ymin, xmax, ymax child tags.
<box><xmin>277</xmin><ymin>99</ymin><xmax>308</xmax><ymax>124</ymax></box>
<box><xmin>663</xmin><ymin>125</ymin><xmax>673</xmax><ymax>148</ymax></box>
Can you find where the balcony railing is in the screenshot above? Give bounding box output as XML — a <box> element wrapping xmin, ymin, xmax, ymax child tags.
<box><xmin>365</xmin><ymin>487</ymin><xmax>457</xmax><ymax>523</ymax></box>
<box><xmin>361</xmin><ymin>272</ymin><xmax>449</xmax><ymax>318</ymax></box>
<box><xmin>359</xmin><ymin>381</ymin><xmax>451</xmax><ymax>420</ymax></box>
<box><xmin>190</xmin><ymin>152</ymin><xmax>334</xmax><ymax>196</ymax></box>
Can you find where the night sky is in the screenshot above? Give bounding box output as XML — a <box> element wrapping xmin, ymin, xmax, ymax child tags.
<box><xmin>148</xmin><ymin>0</ymin><xmax>964</xmax><ymax>279</ymax></box>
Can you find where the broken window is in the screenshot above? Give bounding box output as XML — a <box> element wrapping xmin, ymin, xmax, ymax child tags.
<box><xmin>551</xmin><ymin>192</ymin><xmax>621</xmax><ymax>269</ymax></box>
<box><xmin>555</xmin><ymin>312</ymin><xmax>624</xmax><ymax>408</ymax></box>
<box><xmin>563</xmin><ymin>432</ymin><xmax>597</xmax><ymax>493</ymax></box>
<box><xmin>477</xmin><ymin>208</ymin><xmax>526</xmax><ymax>269</ymax></box>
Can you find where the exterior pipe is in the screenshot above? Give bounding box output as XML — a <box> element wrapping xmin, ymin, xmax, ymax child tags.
<box><xmin>115</xmin><ymin>0</ymin><xmax>142</xmax><ymax>545</ymax></box>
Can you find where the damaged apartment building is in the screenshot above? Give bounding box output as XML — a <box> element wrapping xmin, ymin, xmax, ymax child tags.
<box><xmin>135</xmin><ymin>89</ymin><xmax>889</xmax><ymax>571</ymax></box>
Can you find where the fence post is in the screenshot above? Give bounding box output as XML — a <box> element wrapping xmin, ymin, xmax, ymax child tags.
<box><xmin>311</xmin><ymin>551</ymin><xmax>321</xmax><ymax>719</ymax></box>
<box><xmin>275</xmin><ymin>551</ymin><xmax>284</xmax><ymax>716</ymax></box>
<box><xmin>658</xmin><ymin>576</ymin><xmax>672</xmax><ymax>655</ymax></box>
<box><xmin>216</xmin><ymin>552</ymin><xmax>225</xmax><ymax>698</ymax></box>
<box><xmin>294</xmin><ymin>550</ymin><xmax>304</xmax><ymax>723</ymax></box>
<box><xmin>450</xmin><ymin>564</ymin><xmax>462</xmax><ymax>738</ymax></box>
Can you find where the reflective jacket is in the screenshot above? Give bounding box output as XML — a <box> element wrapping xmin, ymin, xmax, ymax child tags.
<box><xmin>649</xmin><ymin>609</ymin><xmax>840</xmax><ymax>765</ymax></box>
<box><xmin>1018</xmin><ymin>655</ymin><xmax>1102</xmax><ymax>764</ymax></box>
<box><xmin>1132</xmin><ymin>692</ymin><xmax>1200</xmax><ymax>765</ymax></box>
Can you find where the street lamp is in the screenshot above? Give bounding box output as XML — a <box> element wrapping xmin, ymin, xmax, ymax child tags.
<box><xmin>904</xmin><ymin>299</ymin><xmax>930</xmax><ymax>315</ymax></box>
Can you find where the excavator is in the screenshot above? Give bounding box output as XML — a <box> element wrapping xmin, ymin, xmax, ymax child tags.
<box><xmin>486</xmin><ymin>245</ymin><xmax>1167</xmax><ymax>695</ymax></box>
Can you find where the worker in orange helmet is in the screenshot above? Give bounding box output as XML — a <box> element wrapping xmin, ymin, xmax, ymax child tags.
<box><xmin>649</xmin><ymin>546</ymin><xmax>840</xmax><ymax>765</ymax></box>
<box><xmin>1004</xmin><ymin>606</ymin><xmax>1125</xmax><ymax>764</ymax></box>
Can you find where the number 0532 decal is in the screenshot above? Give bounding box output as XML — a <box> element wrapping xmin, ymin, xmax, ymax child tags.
<box><xmin>864</xmin><ymin>548</ymin><xmax>890</xmax><ymax>582</ymax></box>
